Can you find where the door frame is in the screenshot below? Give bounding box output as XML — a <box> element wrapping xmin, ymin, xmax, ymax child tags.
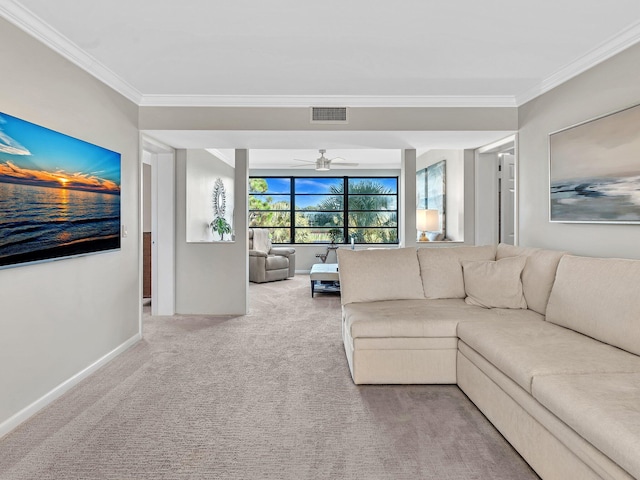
<box><xmin>474</xmin><ymin>134</ymin><xmax>518</xmax><ymax>246</ymax></box>
<box><xmin>141</xmin><ymin>136</ymin><xmax>176</xmax><ymax>316</ymax></box>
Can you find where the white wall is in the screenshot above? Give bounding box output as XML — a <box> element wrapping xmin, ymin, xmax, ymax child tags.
<box><xmin>175</xmin><ymin>149</ymin><xmax>248</xmax><ymax>314</ymax></box>
<box><xmin>0</xmin><ymin>19</ymin><xmax>140</xmax><ymax>432</ymax></box>
<box><xmin>518</xmin><ymin>42</ymin><xmax>640</xmax><ymax>259</ymax></box>
<box><xmin>140</xmin><ymin>105</ymin><xmax>517</xmax><ymax>132</ymax></box>
<box><xmin>417</xmin><ymin>149</ymin><xmax>465</xmax><ymax>241</ymax></box>
<box><xmin>185</xmin><ymin>150</ymin><xmax>235</xmax><ymax>242</ymax></box>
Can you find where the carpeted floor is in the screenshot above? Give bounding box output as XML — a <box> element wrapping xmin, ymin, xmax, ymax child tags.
<box><xmin>0</xmin><ymin>275</ymin><xmax>538</xmax><ymax>479</ymax></box>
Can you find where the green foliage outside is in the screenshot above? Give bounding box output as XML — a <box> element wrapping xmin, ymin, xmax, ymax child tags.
<box><xmin>249</xmin><ymin>177</ymin><xmax>398</xmax><ymax>244</ymax></box>
<box><xmin>249</xmin><ymin>178</ymin><xmax>301</xmax><ymax>243</ymax></box>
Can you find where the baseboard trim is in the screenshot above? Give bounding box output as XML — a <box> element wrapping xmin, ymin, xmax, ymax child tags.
<box><xmin>0</xmin><ymin>332</ymin><xmax>142</xmax><ymax>439</ymax></box>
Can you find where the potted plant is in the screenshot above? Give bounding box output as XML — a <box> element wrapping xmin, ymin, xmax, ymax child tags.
<box><xmin>210</xmin><ymin>216</ymin><xmax>232</xmax><ymax>241</ymax></box>
<box><xmin>327</xmin><ymin>228</ymin><xmax>342</xmax><ymax>245</ymax></box>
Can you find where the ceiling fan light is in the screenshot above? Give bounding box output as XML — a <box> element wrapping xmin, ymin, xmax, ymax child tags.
<box><xmin>315</xmin><ymin>158</ymin><xmax>331</xmax><ymax>171</ymax></box>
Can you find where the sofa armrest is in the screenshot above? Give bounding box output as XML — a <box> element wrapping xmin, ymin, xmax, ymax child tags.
<box><xmin>249</xmin><ymin>249</ymin><xmax>268</xmax><ymax>257</ymax></box>
<box><xmin>270</xmin><ymin>247</ymin><xmax>295</xmax><ymax>256</ymax></box>
<box><xmin>270</xmin><ymin>247</ymin><xmax>295</xmax><ymax>277</ymax></box>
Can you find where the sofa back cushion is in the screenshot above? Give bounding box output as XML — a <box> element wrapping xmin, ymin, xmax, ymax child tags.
<box><xmin>546</xmin><ymin>255</ymin><xmax>640</xmax><ymax>356</ymax></box>
<box><xmin>496</xmin><ymin>243</ymin><xmax>567</xmax><ymax>315</ymax></box>
<box><xmin>337</xmin><ymin>247</ymin><xmax>425</xmax><ymax>305</ymax></box>
<box><xmin>417</xmin><ymin>245</ymin><xmax>496</xmax><ymax>299</ymax></box>
<box><xmin>462</xmin><ymin>256</ymin><xmax>528</xmax><ymax>309</ymax></box>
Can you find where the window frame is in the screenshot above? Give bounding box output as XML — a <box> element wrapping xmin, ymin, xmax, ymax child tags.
<box><xmin>249</xmin><ymin>175</ymin><xmax>399</xmax><ymax>245</ymax></box>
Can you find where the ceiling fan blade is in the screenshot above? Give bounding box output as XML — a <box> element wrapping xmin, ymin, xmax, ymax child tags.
<box><xmin>329</xmin><ymin>161</ymin><xmax>359</xmax><ymax>167</ymax></box>
<box><xmin>289</xmin><ymin>164</ymin><xmax>315</xmax><ymax>168</ymax></box>
<box><xmin>292</xmin><ymin>159</ymin><xmax>315</xmax><ymax>163</ymax></box>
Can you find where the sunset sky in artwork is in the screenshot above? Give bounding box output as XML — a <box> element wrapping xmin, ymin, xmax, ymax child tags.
<box><xmin>0</xmin><ymin>112</ymin><xmax>120</xmax><ymax>195</ymax></box>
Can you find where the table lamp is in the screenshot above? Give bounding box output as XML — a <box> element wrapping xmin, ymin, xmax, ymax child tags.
<box><xmin>416</xmin><ymin>209</ymin><xmax>439</xmax><ymax>242</ymax></box>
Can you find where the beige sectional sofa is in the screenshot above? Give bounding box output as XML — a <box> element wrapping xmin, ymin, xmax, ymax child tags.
<box><xmin>336</xmin><ymin>244</ymin><xmax>640</xmax><ymax>480</ymax></box>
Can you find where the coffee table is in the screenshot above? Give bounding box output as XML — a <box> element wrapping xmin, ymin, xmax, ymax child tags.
<box><xmin>309</xmin><ymin>263</ymin><xmax>340</xmax><ymax>297</ymax></box>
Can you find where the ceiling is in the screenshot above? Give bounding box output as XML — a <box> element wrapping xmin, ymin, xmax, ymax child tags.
<box><xmin>3</xmin><ymin>0</ymin><xmax>640</xmax><ymax>167</ymax></box>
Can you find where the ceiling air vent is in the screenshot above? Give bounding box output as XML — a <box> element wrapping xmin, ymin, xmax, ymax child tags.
<box><xmin>310</xmin><ymin>107</ymin><xmax>349</xmax><ymax>124</ymax></box>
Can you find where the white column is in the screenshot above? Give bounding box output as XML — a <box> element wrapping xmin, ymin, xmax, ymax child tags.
<box><xmin>463</xmin><ymin>149</ymin><xmax>475</xmax><ymax>245</ymax></box>
<box><xmin>235</xmin><ymin>149</ymin><xmax>249</xmax><ymax>314</ymax></box>
<box><xmin>151</xmin><ymin>151</ymin><xmax>176</xmax><ymax>316</ymax></box>
<box><xmin>401</xmin><ymin>149</ymin><xmax>417</xmax><ymax>247</ymax></box>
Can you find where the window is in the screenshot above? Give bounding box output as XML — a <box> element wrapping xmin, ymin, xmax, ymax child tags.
<box><xmin>249</xmin><ymin>176</ymin><xmax>398</xmax><ymax>244</ymax></box>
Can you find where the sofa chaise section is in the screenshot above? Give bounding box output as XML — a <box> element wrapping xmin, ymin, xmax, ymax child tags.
<box><xmin>338</xmin><ymin>248</ymin><xmax>457</xmax><ymax>384</ymax></box>
<box><xmin>532</xmin><ymin>373</ymin><xmax>640</xmax><ymax>480</ymax></box>
<box><xmin>456</xmin><ymin>321</ymin><xmax>640</xmax><ymax>480</ymax></box>
<box><xmin>456</xmin><ymin>347</ymin><xmax>634</xmax><ymax>480</ymax></box>
<box><xmin>457</xmin><ymin>253</ymin><xmax>640</xmax><ymax>480</ymax></box>
<box><xmin>343</xmin><ymin>298</ymin><xmax>499</xmax><ymax>384</ymax></box>
<box><xmin>457</xmin><ymin>319</ymin><xmax>640</xmax><ymax>394</ymax></box>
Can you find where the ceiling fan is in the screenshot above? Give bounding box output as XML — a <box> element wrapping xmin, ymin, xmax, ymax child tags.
<box><xmin>291</xmin><ymin>149</ymin><xmax>359</xmax><ymax>171</ymax></box>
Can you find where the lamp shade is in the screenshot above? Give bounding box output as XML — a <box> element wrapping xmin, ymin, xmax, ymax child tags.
<box><xmin>416</xmin><ymin>209</ymin><xmax>439</xmax><ymax>232</ymax></box>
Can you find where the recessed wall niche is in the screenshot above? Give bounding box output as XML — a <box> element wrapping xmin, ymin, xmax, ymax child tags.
<box><xmin>416</xmin><ymin>149</ymin><xmax>465</xmax><ymax>242</ymax></box>
<box><xmin>185</xmin><ymin>149</ymin><xmax>235</xmax><ymax>242</ymax></box>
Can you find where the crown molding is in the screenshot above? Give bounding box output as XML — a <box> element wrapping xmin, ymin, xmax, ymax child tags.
<box><xmin>138</xmin><ymin>94</ymin><xmax>517</xmax><ymax>108</ymax></box>
<box><xmin>2</xmin><ymin>0</ymin><xmax>640</xmax><ymax>109</ymax></box>
<box><xmin>516</xmin><ymin>19</ymin><xmax>640</xmax><ymax>106</ymax></box>
<box><xmin>0</xmin><ymin>0</ymin><xmax>142</xmax><ymax>104</ymax></box>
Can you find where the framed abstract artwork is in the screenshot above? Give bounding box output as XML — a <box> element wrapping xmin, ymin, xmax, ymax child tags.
<box><xmin>417</xmin><ymin>160</ymin><xmax>446</xmax><ymax>237</ymax></box>
<box><xmin>0</xmin><ymin>111</ymin><xmax>121</xmax><ymax>269</ymax></box>
<box><xmin>549</xmin><ymin>104</ymin><xmax>640</xmax><ymax>223</ymax></box>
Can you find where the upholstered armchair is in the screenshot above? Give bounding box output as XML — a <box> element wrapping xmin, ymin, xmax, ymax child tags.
<box><xmin>248</xmin><ymin>229</ymin><xmax>296</xmax><ymax>283</ymax></box>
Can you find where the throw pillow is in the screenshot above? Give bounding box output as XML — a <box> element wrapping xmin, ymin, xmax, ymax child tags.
<box><xmin>337</xmin><ymin>247</ymin><xmax>425</xmax><ymax>305</ymax></box>
<box><xmin>496</xmin><ymin>243</ymin><xmax>567</xmax><ymax>315</ymax></box>
<box><xmin>461</xmin><ymin>255</ymin><xmax>528</xmax><ymax>309</ymax></box>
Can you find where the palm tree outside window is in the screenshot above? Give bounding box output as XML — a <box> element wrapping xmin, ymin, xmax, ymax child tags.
<box><xmin>249</xmin><ymin>176</ymin><xmax>398</xmax><ymax>245</ymax></box>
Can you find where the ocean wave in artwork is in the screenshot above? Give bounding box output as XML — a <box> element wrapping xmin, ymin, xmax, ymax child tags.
<box><xmin>550</xmin><ymin>174</ymin><xmax>640</xmax><ymax>222</ymax></box>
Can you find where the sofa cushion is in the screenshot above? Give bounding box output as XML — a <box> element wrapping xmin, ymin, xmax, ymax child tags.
<box><xmin>532</xmin><ymin>373</ymin><xmax>640</xmax><ymax>480</ymax></box>
<box><xmin>546</xmin><ymin>255</ymin><xmax>640</xmax><ymax>356</ymax></box>
<box><xmin>265</xmin><ymin>255</ymin><xmax>288</xmax><ymax>271</ymax></box>
<box><xmin>337</xmin><ymin>247</ymin><xmax>424</xmax><ymax>305</ymax></box>
<box><xmin>462</xmin><ymin>256</ymin><xmax>528</xmax><ymax>309</ymax></box>
<box><xmin>457</xmin><ymin>319</ymin><xmax>640</xmax><ymax>393</ymax></box>
<box><xmin>344</xmin><ymin>298</ymin><xmax>541</xmax><ymax>339</ymax></box>
<box><xmin>417</xmin><ymin>245</ymin><xmax>496</xmax><ymax>299</ymax></box>
<box><xmin>496</xmin><ymin>243</ymin><xmax>567</xmax><ymax>315</ymax></box>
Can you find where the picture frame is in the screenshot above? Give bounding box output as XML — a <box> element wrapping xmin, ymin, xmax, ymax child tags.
<box><xmin>417</xmin><ymin>160</ymin><xmax>446</xmax><ymax>237</ymax></box>
<box><xmin>0</xmin><ymin>111</ymin><xmax>121</xmax><ymax>269</ymax></box>
<box><xmin>549</xmin><ymin>103</ymin><xmax>640</xmax><ymax>223</ymax></box>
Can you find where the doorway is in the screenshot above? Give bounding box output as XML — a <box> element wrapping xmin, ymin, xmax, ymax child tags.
<box><xmin>475</xmin><ymin>135</ymin><xmax>517</xmax><ymax>245</ymax></box>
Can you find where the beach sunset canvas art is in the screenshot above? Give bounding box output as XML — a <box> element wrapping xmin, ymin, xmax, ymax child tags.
<box><xmin>0</xmin><ymin>111</ymin><xmax>121</xmax><ymax>268</ymax></box>
<box><xmin>550</xmin><ymin>104</ymin><xmax>640</xmax><ymax>223</ymax></box>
